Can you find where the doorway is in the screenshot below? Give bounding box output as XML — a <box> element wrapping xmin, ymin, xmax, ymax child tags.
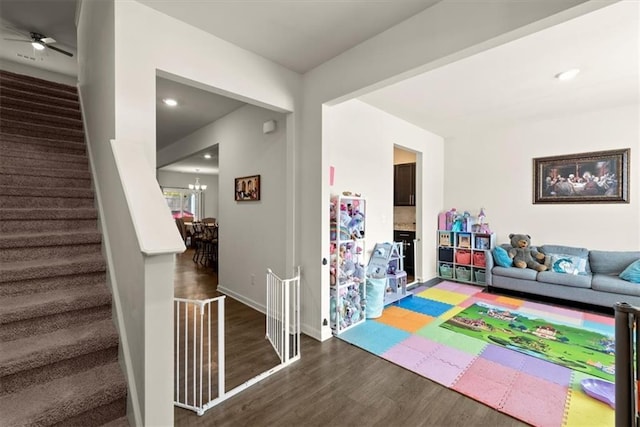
<box><xmin>393</xmin><ymin>146</ymin><xmax>418</xmax><ymax>284</ymax></box>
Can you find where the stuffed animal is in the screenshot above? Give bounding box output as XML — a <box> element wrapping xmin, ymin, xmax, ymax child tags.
<box><xmin>508</xmin><ymin>233</ymin><xmax>547</xmax><ymax>271</ymax></box>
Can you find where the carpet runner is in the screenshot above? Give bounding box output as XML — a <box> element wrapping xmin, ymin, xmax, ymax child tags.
<box><xmin>338</xmin><ymin>281</ymin><xmax>614</xmax><ymax>427</ymax></box>
<box><xmin>0</xmin><ymin>70</ymin><xmax>129</xmax><ymax>425</ymax></box>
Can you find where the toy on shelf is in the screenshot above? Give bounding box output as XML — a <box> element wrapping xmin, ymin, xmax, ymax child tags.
<box><xmin>367</xmin><ymin>242</ymin><xmax>411</xmax><ymax>306</ymax></box>
<box><xmin>473</xmin><ymin>207</ymin><xmax>492</xmax><ymax>233</ymax></box>
<box><xmin>329</xmin><ymin>194</ymin><xmax>367</xmax><ymax>335</ymax></box>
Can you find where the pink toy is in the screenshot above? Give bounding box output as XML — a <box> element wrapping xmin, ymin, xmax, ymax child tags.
<box><xmin>581</xmin><ymin>378</ymin><xmax>615</xmax><ymax>408</ymax></box>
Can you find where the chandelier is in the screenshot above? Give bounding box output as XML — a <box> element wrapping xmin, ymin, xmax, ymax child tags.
<box><xmin>189</xmin><ymin>177</ymin><xmax>207</xmax><ymax>192</ymax></box>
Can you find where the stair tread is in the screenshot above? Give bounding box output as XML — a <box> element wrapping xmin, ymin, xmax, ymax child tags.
<box><xmin>0</xmin><ymin>318</ymin><xmax>119</xmax><ymax>376</ymax></box>
<box><xmin>1</xmin><ymin>106</ymin><xmax>83</xmax><ymax>126</ymax></box>
<box><xmin>0</xmin><ymin>285</ymin><xmax>111</xmax><ymax>325</ymax></box>
<box><xmin>0</xmin><ymin>361</ymin><xmax>126</xmax><ymax>426</ymax></box>
<box><xmin>0</xmin><ymin>185</ymin><xmax>93</xmax><ymax>198</ymax></box>
<box><xmin>0</xmin><ymin>70</ymin><xmax>78</xmax><ymax>94</ymax></box>
<box><xmin>0</xmin><ymin>207</ymin><xmax>98</xmax><ymax>220</ymax></box>
<box><xmin>1</xmin><ymin>148</ymin><xmax>87</xmax><ymax>163</ymax></box>
<box><xmin>102</xmin><ymin>416</ymin><xmax>131</xmax><ymax>427</ymax></box>
<box><xmin>0</xmin><ymin>229</ymin><xmax>101</xmax><ymax>248</ymax></box>
<box><xmin>0</xmin><ymin>252</ymin><xmax>104</xmax><ymax>269</ymax></box>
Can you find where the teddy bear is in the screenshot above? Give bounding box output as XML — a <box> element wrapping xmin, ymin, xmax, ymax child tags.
<box><xmin>508</xmin><ymin>233</ymin><xmax>547</xmax><ymax>271</ymax></box>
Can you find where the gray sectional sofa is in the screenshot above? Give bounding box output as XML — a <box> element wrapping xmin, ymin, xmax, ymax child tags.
<box><xmin>486</xmin><ymin>244</ymin><xmax>640</xmax><ymax>309</ymax></box>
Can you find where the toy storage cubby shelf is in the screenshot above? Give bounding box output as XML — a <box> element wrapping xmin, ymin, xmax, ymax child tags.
<box><xmin>437</xmin><ymin>230</ymin><xmax>495</xmax><ymax>286</ymax></box>
<box><xmin>329</xmin><ymin>195</ymin><xmax>367</xmax><ymax>335</ymax></box>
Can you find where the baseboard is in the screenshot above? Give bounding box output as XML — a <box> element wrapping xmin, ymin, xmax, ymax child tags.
<box><xmin>216</xmin><ymin>285</ymin><xmax>266</xmax><ymax>314</ymax></box>
<box><xmin>408</xmin><ymin>276</ymin><xmax>441</xmax><ymax>290</ymax></box>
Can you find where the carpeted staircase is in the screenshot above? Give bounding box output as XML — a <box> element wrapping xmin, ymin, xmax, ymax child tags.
<box><xmin>0</xmin><ymin>70</ymin><xmax>129</xmax><ymax>426</ymax></box>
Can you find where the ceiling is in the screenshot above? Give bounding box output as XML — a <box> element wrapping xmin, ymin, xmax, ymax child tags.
<box><xmin>359</xmin><ymin>0</ymin><xmax>639</xmax><ymax>138</ymax></box>
<box><xmin>156</xmin><ymin>77</ymin><xmax>246</xmax><ymax>150</ymax></box>
<box><xmin>137</xmin><ymin>0</ymin><xmax>439</xmax><ymax>74</ymax></box>
<box><xmin>0</xmin><ymin>0</ymin><xmax>77</xmax><ymax>75</ymax></box>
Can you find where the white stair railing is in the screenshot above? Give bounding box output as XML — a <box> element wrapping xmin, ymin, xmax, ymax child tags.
<box><xmin>174</xmin><ymin>267</ymin><xmax>301</xmax><ymax>416</ymax></box>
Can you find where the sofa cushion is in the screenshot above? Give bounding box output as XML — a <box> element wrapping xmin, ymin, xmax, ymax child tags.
<box><xmin>491</xmin><ymin>266</ymin><xmax>538</xmax><ymax>281</ymax></box>
<box><xmin>540</xmin><ymin>245</ymin><xmax>590</xmax><ymax>273</ymax></box>
<box><xmin>492</xmin><ymin>247</ymin><xmax>513</xmax><ymax>268</ymax></box>
<box><xmin>592</xmin><ymin>274</ymin><xmax>640</xmax><ymax>297</ymax></box>
<box><xmin>536</xmin><ymin>271</ymin><xmax>592</xmax><ymax>288</ymax></box>
<box><xmin>590</xmin><ymin>250</ymin><xmax>640</xmax><ymax>275</ymax></box>
<box><xmin>620</xmin><ymin>259</ymin><xmax>640</xmax><ymax>283</ymax></box>
<box><xmin>544</xmin><ymin>253</ymin><xmax>587</xmax><ymax>274</ymax></box>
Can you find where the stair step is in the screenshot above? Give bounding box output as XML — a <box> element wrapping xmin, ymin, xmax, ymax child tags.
<box><xmin>0</xmin><ymin>74</ymin><xmax>78</xmax><ymax>102</ymax></box>
<box><xmin>0</xmin><ymin>207</ymin><xmax>98</xmax><ymax>221</ymax></box>
<box><xmin>0</xmin><ymin>173</ymin><xmax>92</xmax><ymax>189</ymax></box>
<box><xmin>0</xmin><ymin>285</ymin><xmax>111</xmax><ymax>325</ymax></box>
<box><xmin>0</xmin><ymin>133</ymin><xmax>86</xmax><ymax>155</ymax></box>
<box><xmin>0</xmin><ymin>95</ymin><xmax>81</xmax><ymax>121</ymax></box>
<box><xmin>0</xmin><ymin>185</ymin><xmax>93</xmax><ymax>199</ymax></box>
<box><xmin>0</xmin><ymin>231</ymin><xmax>102</xmax><ymax>262</ymax></box>
<box><xmin>102</xmin><ymin>414</ymin><xmax>131</xmax><ymax>427</ymax></box>
<box><xmin>59</xmin><ymin>397</ymin><xmax>128</xmax><ymax>427</ymax></box>
<box><xmin>0</xmin><ymin>155</ymin><xmax>89</xmax><ymax>174</ymax></box>
<box><xmin>0</xmin><ymin>106</ymin><xmax>83</xmax><ymax>130</ymax></box>
<box><xmin>0</xmin><ymin>270</ymin><xmax>106</xmax><ymax>298</ymax></box>
<box><xmin>1</xmin><ymin>117</ymin><xmax>84</xmax><ymax>142</ymax></box>
<box><xmin>0</xmin><ymin>318</ymin><xmax>119</xmax><ymax>376</ymax></box>
<box><xmin>0</xmin><ymin>346</ymin><xmax>117</xmax><ymax>396</ymax></box>
<box><xmin>0</xmin><ymin>360</ymin><xmax>127</xmax><ymax>426</ymax></box>
<box><xmin>0</xmin><ymin>86</ymin><xmax>79</xmax><ymax>110</ymax></box>
<box><xmin>0</xmin><ymin>194</ymin><xmax>94</xmax><ymax>209</ymax></box>
<box><xmin>0</xmin><ymin>253</ymin><xmax>106</xmax><ymax>284</ymax></box>
<box><xmin>0</xmin><ymin>70</ymin><xmax>78</xmax><ymax>96</ymax></box>
<box><xmin>1</xmin><ymin>147</ymin><xmax>88</xmax><ymax>165</ymax></box>
<box><xmin>0</xmin><ymin>217</ymin><xmax>98</xmax><ymax>234</ymax></box>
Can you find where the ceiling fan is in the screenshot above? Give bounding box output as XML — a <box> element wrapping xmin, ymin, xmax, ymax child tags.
<box><xmin>4</xmin><ymin>31</ymin><xmax>74</xmax><ymax>57</ymax></box>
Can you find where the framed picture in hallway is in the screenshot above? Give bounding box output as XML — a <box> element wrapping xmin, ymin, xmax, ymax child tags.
<box><xmin>533</xmin><ymin>148</ymin><xmax>629</xmax><ymax>204</ymax></box>
<box><xmin>235</xmin><ymin>175</ymin><xmax>261</xmax><ymax>201</ymax></box>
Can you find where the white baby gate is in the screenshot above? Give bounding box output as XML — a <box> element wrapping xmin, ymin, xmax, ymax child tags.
<box><xmin>174</xmin><ymin>267</ymin><xmax>301</xmax><ymax>416</ymax></box>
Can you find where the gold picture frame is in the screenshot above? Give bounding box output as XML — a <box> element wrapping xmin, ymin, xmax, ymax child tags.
<box><xmin>533</xmin><ymin>149</ymin><xmax>629</xmax><ymax>204</ymax></box>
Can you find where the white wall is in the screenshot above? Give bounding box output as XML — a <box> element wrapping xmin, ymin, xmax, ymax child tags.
<box><xmin>444</xmin><ymin>103</ymin><xmax>639</xmax><ymax>250</ymax></box>
<box><xmin>156</xmin><ymin>171</ymin><xmax>219</xmax><ymax>219</ymax></box>
<box><xmin>157</xmin><ymin>101</ymin><xmax>288</xmax><ymax>308</ymax></box>
<box><xmin>324</xmin><ymin>100</ymin><xmax>444</xmax><ymax>284</ymax></box>
<box><xmin>216</xmin><ymin>105</ymin><xmax>288</xmax><ymax>309</ymax></box>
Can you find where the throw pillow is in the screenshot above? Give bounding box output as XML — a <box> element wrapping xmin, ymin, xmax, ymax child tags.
<box><xmin>544</xmin><ymin>253</ymin><xmax>587</xmax><ymax>275</ymax></box>
<box><xmin>620</xmin><ymin>259</ymin><xmax>640</xmax><ymax>283</ymax></box>
<box><xmin>493</xmin><ymin>247</ymin><xmax>513</xmax><ymax>268</ymax></box>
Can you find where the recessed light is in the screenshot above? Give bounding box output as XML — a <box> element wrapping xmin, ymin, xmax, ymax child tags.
<box><xmin>204</xmin><ymin>154</ymin><xmax>212</xmax><ymax>159</ymax></box>
<box><xmin>555</xmin><ymin>68</ymin><xmax>580</xmax><ymax>81</ymax></box>
<box><xmin>162</xmin><ymin>98</ymin><xmax>178</xmax><ymax>107</ymax></box>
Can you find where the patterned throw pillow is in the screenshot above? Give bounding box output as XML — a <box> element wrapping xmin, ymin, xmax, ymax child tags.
<box><xmin>492</xmin><ymin>247</ymin><xmax>513</xmax><ymax>268</ymax></box>
<box><xmin>620</xmin><ymin>259</ymin><xmax>640</xmax><ymax>283</ymax></box>
<box><xmin>545</xmin><ymin>254</ymin><xmax>587</xmax><ymax>275</ymax></box>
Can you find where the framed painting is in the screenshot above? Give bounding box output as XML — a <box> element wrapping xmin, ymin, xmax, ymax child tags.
<box><xmin>234</xmin><ymin>175</ymin><xmax>260</xmax><ymax>201</ymax></box>
<box><xmin>533</xmin><ymin>149</ymin><xmax>629</xmax><ymax>204</ymax></box>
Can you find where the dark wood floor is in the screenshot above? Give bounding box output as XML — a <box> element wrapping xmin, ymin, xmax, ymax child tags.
<box><xmin>174</xmin><ymin>250</ymin><xmax>526</xmax><ymax>426</ymax></box>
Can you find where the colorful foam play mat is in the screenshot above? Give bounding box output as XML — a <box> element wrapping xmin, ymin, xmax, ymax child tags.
<box><xmin>338</xmin><ymin>281</ymin><xmax>615</xmax><ymax>427</ymax></box>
